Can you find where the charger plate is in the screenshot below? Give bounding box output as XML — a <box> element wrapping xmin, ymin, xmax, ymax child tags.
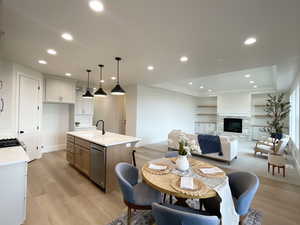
<box><xmin>170</xmin><ymin>178</ymin><xmax>210</xmax><ymax>197</ymax></box>
<box><xmin>194</xmin><ymin>167</ymin><xmax>226</xmax><ymax>178</ymax></box>
<box><xmin>143</xmin><ymin>163</ymin><xmax>171</xmax><ymax>175</ymax></box>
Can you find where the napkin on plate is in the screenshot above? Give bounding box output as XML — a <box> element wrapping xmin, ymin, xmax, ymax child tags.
<box><xmin>148</xmin><ymin>163</ymin><xmax>167</xmax><ymax>171</ymax></box>
<box><xmin>200</xmin><ymin>167</ymin><xmax>223</xmax><ymax>174</ymax></box>
<box><xmin>180</xmin><ymin>177</ymin><xmax>194</xmax><ymax>190</ymax></box>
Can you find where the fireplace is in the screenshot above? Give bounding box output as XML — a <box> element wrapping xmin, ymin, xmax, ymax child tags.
<box><xmin>224</xmin><ymin>118</ymin><xmax>242</xmax><ymax>133</ymax></box>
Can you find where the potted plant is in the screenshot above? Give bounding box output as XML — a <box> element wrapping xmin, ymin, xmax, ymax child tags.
<box><xmin>176</xmin><ymin>134</ymin><xmax>199</xmax><ymax>171</ymax></box>
<box><xmin>264</xmin><ymin>93</ymin><xmax>290</xmax><ymax>143</ymax></box>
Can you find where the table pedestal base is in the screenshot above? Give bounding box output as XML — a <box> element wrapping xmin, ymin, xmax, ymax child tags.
<box><xmin>174</xmin><ymin>197</ymin><xmax>189</xmax><ymax>207</ymax></box>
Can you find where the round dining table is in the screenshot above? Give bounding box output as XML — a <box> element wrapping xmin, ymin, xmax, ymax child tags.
<box><xmin>141</xmin><ymin>157</ymin><xmax>226</xmax><ymax>205</ymax></box>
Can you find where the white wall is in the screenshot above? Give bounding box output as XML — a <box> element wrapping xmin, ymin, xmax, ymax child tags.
<box><xmin>0</xmin><ymin>59</ymin><xmax>14</xmax><ymax>135</ymax></box>
<box><xmin>93</xmin><ymin>95</ymin><xmax>125</xmax><ymax>134</ymax></box>
<box><xmin>217</xmin><ymin>92</ymin><xmax>252</xmax><ymax>116</ymax></box>
<box><xmin>42</xmin><ymin>103</ymin><xmax>70</xmax><ymax>152</ymax></box>
<box><xmin>131</xmin><ymin>85</ymin><xmax>197</xmax><ymax>146</ymax></box>
<box><xmin>125</xmin><ymin>85</ymin><xmax>138</xmax><ymax>136</ymax></box>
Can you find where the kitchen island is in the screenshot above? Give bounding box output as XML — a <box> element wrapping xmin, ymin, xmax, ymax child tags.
<box><xmin>66</xmin><ymin>130</ymin><xmax>141</xmax><ymax>193</ymax></box>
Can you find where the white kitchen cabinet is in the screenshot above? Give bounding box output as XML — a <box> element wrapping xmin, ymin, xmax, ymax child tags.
<box><xmin>75</xmin><ymin>90</ymin><xmax>94</xmax><ymax>115</ymax></box>
<box><xmin>0</xmin><ymin>162</ymin><xmax>28</xmax><ymax>225</ymax></box>
<box><xmin>44</xmin><ymin>78</ymin><xmax>76</xmax><ymax>104</ymax></box>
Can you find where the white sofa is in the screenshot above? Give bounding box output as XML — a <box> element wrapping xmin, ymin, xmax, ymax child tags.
<box><xmin>168</xmin><ymin>130</ymin><xmax>238</xmax><ymax>164</ymax></box>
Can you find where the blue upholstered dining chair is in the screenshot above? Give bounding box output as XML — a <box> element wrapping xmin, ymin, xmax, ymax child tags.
<box><xmin>152</xmin><ymin>203</ymin><xmax>220</xmax><ymax>225</ymax></box>
<box><xmin>115</xmin><ymin>162</ymin><xmax>161</xmax><ymax>225</ymax></box>
<box><xmin>203</xmin><ymin>171</ymin><xmax>259</xmax><ymax>224</ymax></box>
<box><xmin>165</xmin><ymin>150</ymin><xmax>179</xmax><ymax>158</ymax></box>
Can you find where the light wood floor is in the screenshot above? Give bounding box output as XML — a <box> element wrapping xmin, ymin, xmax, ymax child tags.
<box><xmin>24</xmin><ymin>149</ymin><xmax>300</xmax><ymax>225</ymax></box>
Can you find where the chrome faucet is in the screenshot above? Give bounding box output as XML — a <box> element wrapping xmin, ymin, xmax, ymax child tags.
<box><xmin>96</xmin><ymin>120</ymin><xmax>105</xmax><ymax>135</ymax></box>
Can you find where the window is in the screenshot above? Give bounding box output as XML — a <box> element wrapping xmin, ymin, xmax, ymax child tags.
<box><xmin>290</xmin><ymin>83</ymin><xmax>300</xmax><ymax>149</ymax></box>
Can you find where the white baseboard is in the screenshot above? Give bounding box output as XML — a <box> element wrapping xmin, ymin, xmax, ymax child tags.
<box><xmin>42</xmin><ymin>144</ymin><xmax>66</xmax><ymax>153</ymax></box>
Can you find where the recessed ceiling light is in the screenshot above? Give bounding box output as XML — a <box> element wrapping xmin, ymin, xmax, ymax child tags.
<box><xmin>61</xmin><ymin>33</ymin><xmax>73</xmax><ymax>41</ymax></box>
<box><xmin>147</xmin><ymin>65</ymin><xmax>154</xmax><ymax>71</ymax></box>
<box><xmin>244</xmin><ymin>37</ymin><xmax>257</xmax><ymax>45</ymax></box>
<box><xmin>47</xmin><ymin>49</ymin><xmax>57</xmax><ymax>55</ymax></box>
<box><xmin>208</xmin><ymin>89</ymin><xmax>212</xmax><ymax>92</ymax></box>
<box><xmin>188</xmin><ymin>82</ymin><xmax>193</xmax><ymax>85</ymax></box>
<box><xmin>38</xmin><ymin>60</ymin><xmax>47</xmax><ymax>64</ymax></box>
<box><xmin>249</xmin><ymin>80</ymin><xmax>255</xmax><ymax>84</ymax></box>
<box><xmin>65</xmin><ymin>73</ymin><xmax>71</xmax><ymax>76</ymax></box>
<box><xmin>244</xmin><ymin>74</ymin><xmax>251</xmax><ymax>78</ymax></box>
<box><xmin>100</xmin><ymin>79</ymin><xmax>104</xmax><ymax>83</ymax></box>
<box><xmin>200</xmin><ymin>85</ymin><xmax>204</xmax><ymax>89</ymax></box>
<box><xmin>180</xmin><ymin>56</ymin><xmax>188</xmax><ymax>62</ymax></box>
<box><xmin>111</xmin><ymin>76</ymin><xmax>116</xmax><ymax>80</ymax></box>
<box><xmin>89</xmin><ymin>0</ymin><xmax>104</xmax><ymax>12</ymax></box>
<box><xmin>253</xmin><ymin>85</ymin><xmax>257</xmax><ymax>88</ymax></box>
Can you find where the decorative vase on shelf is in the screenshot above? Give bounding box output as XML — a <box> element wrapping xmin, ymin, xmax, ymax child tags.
<box><xmin>176</xmin><ymin>155</ymin><xmax>190</xmax><ymax>171</ymax></box>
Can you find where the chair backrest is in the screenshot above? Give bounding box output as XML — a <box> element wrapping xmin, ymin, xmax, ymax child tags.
<box><xmin>276</xmin><ymin>137</ymin><xmax>289</xmax><ymax>154</ymax></box>
<box><xmin>228</xmin><ymin>172</ymin><xmax>259</xmax><ymax>216</ymax></box>
<box><xmin>115</xmin><ymin>162</ymin><xmax>139</xmax><ymax>204</ymax></box>
<box><xmin>152</xmin><ymin>203</ymin><xmax>220</xmax><ymax>225</ymax></box>
<box><xmin>165</xmin><ymin>151</ymin><xmax>179</xmax><ymax>158</ymax></box>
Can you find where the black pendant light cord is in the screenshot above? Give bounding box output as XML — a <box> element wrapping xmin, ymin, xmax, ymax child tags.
<box><xmin>87</xmin><ymin>69</ymin><xmax>91</xmax><ymax>89</ymax></box>
<box><xmin>98</xmin><ymin>64</ymin><xmax>104</xmax><ymax>88</ymax></box>
<box><xmin>115</xmin><ymin>57</ymin><xmax>122</xmax><ymax>84</ymax></box>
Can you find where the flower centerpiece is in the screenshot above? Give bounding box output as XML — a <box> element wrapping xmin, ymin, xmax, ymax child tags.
<box><xmin>176</xmin><ymin>134</ymin><xmax>199</xmax><ymax>171</ymax></box>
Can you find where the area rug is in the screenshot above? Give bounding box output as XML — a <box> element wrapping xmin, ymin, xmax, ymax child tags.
<box><xmin>107</xmin><ymin>202</ymin><xmax>262</xmax><ymax>225</ymax></box>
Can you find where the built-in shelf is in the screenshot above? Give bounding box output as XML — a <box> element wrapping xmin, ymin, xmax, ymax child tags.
<box><xmin>195</xmin><ymin>121</ymin><xmax>217</xmax><ymax>124</ymax></box>
<box><xmin>197</xmin><ymin>105</ymin><xmax>217</xmax><ymax>108</ymax></box>
<box><xmin>251</xmin><ymin>124</ymin><xmax>267</xmax><ymax>127</ymax></box>
<box><xmin>252</xmin><ymin>124</ymin><xmax>288</xmax><ymax>129</ymax></box>
<box><xmin>196</xmin><ymin>113</ymin><xmax>217</xmax><ymax>116</ymax></box>
<box><xmin>254</xmin><ymin>114</ymin><xmax>271</xmax><ymax>118</ymax></box>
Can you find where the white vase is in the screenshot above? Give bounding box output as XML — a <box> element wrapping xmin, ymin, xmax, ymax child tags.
<box><xmin>176</xmin><ymin>155</ymin><xmax>190</xmax><ymax>171</ymax></box>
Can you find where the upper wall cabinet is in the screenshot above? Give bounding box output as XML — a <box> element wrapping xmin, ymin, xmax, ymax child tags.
<box><xmin>44</xmin><ymin>78</ymin><xmax>76</xmax><ymax>104</ymax></box>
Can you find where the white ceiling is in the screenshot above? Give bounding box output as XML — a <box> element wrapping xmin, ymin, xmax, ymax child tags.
<box><xmin>1</xmin><ymin>0</ymin><xmax>300</xmax><ymax>89</ymax></box>
<box><xmin>154</xmin><ymin>66</ymin><xmax>276</xmax><ymax>97</ymax></box>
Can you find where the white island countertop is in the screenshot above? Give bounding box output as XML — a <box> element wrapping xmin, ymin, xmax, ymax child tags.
<box><xmin>67</xmin><ymin>130</ymin><xmax>141</xmax><ymax>147</ymax></box>
<box><xmin>0</xmin><ymin>146</ymin><xmax>29</xmax><ymax>166</ymax></box>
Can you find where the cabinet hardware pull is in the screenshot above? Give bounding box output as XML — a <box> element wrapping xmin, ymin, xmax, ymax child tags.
<box><xmin>0</xmin><ymin>97</ymin><xmax>4</xmax><ymax>112</ymax></box>
<box><xmin>0</xmin><ymin>80</ymin><xmax>3</xmax><ymax>90</ymax></box>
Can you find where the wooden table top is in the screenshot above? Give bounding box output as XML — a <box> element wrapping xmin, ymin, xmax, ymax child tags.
<box><xmin>141</xmin><ymin>157</ymin><xmax>225</xmax><ymax>199</ymax></box>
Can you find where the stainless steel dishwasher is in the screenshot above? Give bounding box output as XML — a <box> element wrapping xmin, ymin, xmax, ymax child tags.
<box><xmin>90</xmin><ymin>144</ymin><xmax>106</xmax><ymax>190</ymax></box>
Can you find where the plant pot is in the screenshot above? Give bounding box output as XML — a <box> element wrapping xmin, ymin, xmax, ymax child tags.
<box><xmin>176</xmin><ymin>155</ymin><xmax>189</xmax><ymax>171</ymax></box>
<box><xmin>271</xmin><ymin>133</ymin><xmax>283</xmax><ymax>140</ymax></box>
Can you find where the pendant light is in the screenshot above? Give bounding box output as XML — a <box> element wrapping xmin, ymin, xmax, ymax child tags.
<box><xmin>82</xmin><ymin>69</ymin><xmax>94</xmax><ymax>98</ymax></box>
<box><xmin>94</xmin><ymin>64</ymin><xmax>107</xmax><ymax>97</ymax></box>
<box><xmin>111</xmin><ymin>57</ymin><xmax>126</xmax><ymax>95</ymax></box>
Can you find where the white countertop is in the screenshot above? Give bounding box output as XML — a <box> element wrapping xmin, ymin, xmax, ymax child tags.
<box><xmin>67</xmin><ymin>130</ymin><xmax>141</xmax><ymax>147</ymax></box>
<box><xmin>0</xmin><ymin>146</ymin><xmax>29</xmax><ymax>166</ymax></box>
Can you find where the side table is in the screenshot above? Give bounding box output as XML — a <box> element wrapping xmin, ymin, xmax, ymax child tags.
<box><xmin>268</xmin><ymin>153</ymin><xmax>286</xmax><ymax>177</ymax></box>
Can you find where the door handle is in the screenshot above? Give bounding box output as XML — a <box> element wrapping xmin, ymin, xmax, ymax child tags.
<box><xmin>0</xmin><ymin>97</ymin><xmax>3</xmax><ymax>112</ymax></box>
<box><xmin>19</xmin><ymin>131</ymin><xmax>25</xmax><ymax>134</ymax></box>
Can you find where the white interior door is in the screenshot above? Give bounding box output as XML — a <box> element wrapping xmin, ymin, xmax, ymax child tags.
<box><xmin>18</xmin><ymin>74</ymin><xmax>41</xmax><ymax>161</ymax></box>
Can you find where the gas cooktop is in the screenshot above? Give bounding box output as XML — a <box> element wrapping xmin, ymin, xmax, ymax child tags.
<box><xmin>0</xmin><ymin>138</ymin><xmax>21</xmax><ymax>148</ymax></box>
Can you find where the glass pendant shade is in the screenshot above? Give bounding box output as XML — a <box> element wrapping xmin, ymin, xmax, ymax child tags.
<box><xmin>94</xmin><ymin>64</ymin><xmax>107</xmax><ymax>97</ymax></box>
<box><xmin>111</xmin><ymin>57</ymin><xmax>126</xmax><ymax>95</ymax></box>
<box><xmin>82</xmin><ymin>69</ymin><xmax>94</xmax><ymax>98</ymax></box>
